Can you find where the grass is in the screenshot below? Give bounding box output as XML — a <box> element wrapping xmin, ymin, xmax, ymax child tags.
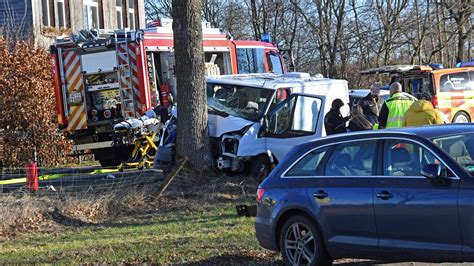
<box><xmin>0</xmin><ymin>201</ymin><xmax>281</xmax><ymax>264</ymax></box>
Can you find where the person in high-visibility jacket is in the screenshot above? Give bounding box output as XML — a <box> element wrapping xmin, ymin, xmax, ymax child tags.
<box><xmin>378</xmin><ymin>82</ymin><xmax>415</xmax><ymax>129</ymax></box>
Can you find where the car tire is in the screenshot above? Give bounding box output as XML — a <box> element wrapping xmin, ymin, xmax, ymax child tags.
<box><xmin>249</xmin><ymin>155</ymin><xmax>271</xmax><ymax>182</ymax></box>
<box><xmin>453</xmin><ymin>111</ymin><xmax>471</xmax><ymax>123</ymax></box>
<box><xmin>279</xmin><ymin>215</ymin><xmax>332</xmax><ymax>266</ymax></box>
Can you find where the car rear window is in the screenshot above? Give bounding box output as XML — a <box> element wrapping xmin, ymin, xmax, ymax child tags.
<box><xmin>432</xmin><ymin>133</ymin><xmax>474</xmax><ymax>176</ymax></box>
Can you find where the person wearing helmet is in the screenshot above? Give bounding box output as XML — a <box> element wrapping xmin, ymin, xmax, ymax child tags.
<box><xmin>324</xmin><ymin>98</ymin><xmax>349</xmax><ymax>135</ymax></box>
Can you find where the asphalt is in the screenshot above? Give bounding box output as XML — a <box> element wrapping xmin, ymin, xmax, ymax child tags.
<box><xmin>335</xmin><ymin>261</ymin><xmax>473</xmax><ymax>265</ymax></box>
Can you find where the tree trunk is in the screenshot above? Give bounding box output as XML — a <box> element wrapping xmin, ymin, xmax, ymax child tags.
<box><xmin>172</xmin><ymin>0</ymin><xmax>213</xmax><ymax>170</ymax></box>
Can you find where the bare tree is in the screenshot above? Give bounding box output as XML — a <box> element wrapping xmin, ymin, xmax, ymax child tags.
<box><xmin>146</xmin><ymin>0</ymin><xmax>172</xmax><ymax>20</ymax></box>
<box><xmin>172</xmin><ymin>0</ymin><xmax>212</xmax><ymax>169</ymax></box>
<box><xmin>439</xmin><ymin>0</ymin><xmax>473</xmax><ymax>63</ymax></box>
<box><xmin>146</xmin><ymin>0</ymin><xmax>473</xmax><ymax>89</ymax></box>
<box><xmin>202</xmin><ymin>0</ymin><xmax>224</xmax><ymax>28</ymax></box>
<box><xmin>2</xmin><ymin>0</ymin><xmax>31</xmax><ymax>42</ymax></box>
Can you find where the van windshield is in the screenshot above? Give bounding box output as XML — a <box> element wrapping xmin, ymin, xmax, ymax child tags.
<box><xmin>207</xmin><ymin>83</ymin><xmax>274</xmax><ymax>122</ymax></box>
<box><xmin>432</xmin><ymin>133</ymin><xmax>474</xmax><ymax>177</ymax></box>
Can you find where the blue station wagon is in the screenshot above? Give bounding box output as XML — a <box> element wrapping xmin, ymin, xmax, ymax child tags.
<box><xmin>255</xmin><ymin>124</ymin><xmax>474</xmax><ymax>265</ymax></box>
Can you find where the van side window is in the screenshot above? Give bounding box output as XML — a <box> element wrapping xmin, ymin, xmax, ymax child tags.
<box><xmin>440</xmin><ymin>72</ymin><xmax>470</xmax><ymax>92</ymax></box>
<box><xmin>291</xmin><ymin>96</ymin><xmax>321</xmax><ymax>132</ymax></box>
<box><xmin>266</xmin><ymin>95</ymin><xmax>322</xmax><ymax>137</ymax></box>
<box><xmin>397</xmin><ymin>76</ymin><xmax>431</xmax><ymax>97</ymax></box>
<box><xmin>268</xmin><ymin>88</ymin><xmax>291</xmax><ymax>112</ymax></box>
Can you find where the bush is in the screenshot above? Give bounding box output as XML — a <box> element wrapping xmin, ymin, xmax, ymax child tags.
<box><xmin>0</xmin><ymin>36</ymin><xmax>72</xmax><ymax>167</ymax></box>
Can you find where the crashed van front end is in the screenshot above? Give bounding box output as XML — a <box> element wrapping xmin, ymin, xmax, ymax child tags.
<box><xmin>208</xmin><ymin>114</ymin><xmax>263</xmax><ymax>172</ymax></box>
<box><xmin>206</xmin><ymin>82</ymin><xmax>274</xmax><ymax>172</ymax></box>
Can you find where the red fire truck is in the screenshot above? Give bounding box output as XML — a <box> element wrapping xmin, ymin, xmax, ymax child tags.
<box><xmin>50</xmin><ymin>21</ymin><xmax>284</xmax><ymax>166</ymax></box>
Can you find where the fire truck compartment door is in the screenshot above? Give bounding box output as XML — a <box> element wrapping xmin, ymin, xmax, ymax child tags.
<box><xmin>61</xmin><ymin>50</ymin><xmax>88</xmax><ymax>131</ymax></box>
<box><xmin>81</xmin><ymin>51</ymin><xmax>117</xmax><ymax>74</ymax></box>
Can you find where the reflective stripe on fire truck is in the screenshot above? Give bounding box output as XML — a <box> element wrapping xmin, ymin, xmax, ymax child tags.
<box><xmin>438</xmin><ymin>90</ymin><xmax>474</xmax><ymax>122</ymax></box>
<box><xmin>63</xmin><ymin>50</ymin><xmax>87</xmax><ymax>131</ymax></box>
<box><xmin>117</xmin><ymin>43</ymin><xmax>142</xmax><ymax>117</ymax></box>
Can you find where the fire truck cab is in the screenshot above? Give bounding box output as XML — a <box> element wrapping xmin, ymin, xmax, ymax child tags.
<box><xmin>51</xmin><ymin>21</ymin><xmax>284</xmax><ymax>166</ymax></box>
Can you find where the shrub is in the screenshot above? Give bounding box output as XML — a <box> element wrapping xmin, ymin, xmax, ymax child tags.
<box><xmin>0</xmin><ymin>36</ymin><xmax>72</xmax><ymax>167</ymax></box>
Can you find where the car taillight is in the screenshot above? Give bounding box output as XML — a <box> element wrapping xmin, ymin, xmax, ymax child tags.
<box><xmin>432</xmin><ymin>94</ymin><xmax>438</xmax><ymax>109</ymax></box>
<box><xmin>257</xmin><ymin>188</ymin><xmax>266</xmax><ymax>203</ymax></box>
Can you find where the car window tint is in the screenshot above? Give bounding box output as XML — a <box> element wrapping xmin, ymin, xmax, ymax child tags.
<box><xmin>433</xmin><ymin>133</ymin><xmax>474</xmax><ymax>177</ymax></box>
<box><xmin>383</xmin><ymin>140</ymin><xmax>447</xmax><ymax>177</ymax></box>
<box><xmin>285</xmin><ymin>148</ymin><xmax>328</xmax><ymax>177</ymax></box>
<box><xmin>324</xmin><ymin>141</ymin><xmax>376</xmax><ymax>176</ymax></box>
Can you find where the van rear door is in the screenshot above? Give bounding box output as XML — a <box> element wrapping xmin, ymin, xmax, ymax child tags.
<box><xmin>263</xmin><ymin>93</ymin><xmax>325</xmax><ymax>162</ymax></box>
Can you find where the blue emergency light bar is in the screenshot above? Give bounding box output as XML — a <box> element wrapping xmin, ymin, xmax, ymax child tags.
<box><xmin>456</xmin><ymin>60</ymin><xmax>474</xmax><ymax>67</ymax></box>
<box><xmin>261</xmin><ymin>33</ymin><xmax>271</xmax><ymax>43</ymax></box>
<box><xmin>428</xmin><ymin>63</ymin><xmax>443</xmax><ymax>70</ymax></box>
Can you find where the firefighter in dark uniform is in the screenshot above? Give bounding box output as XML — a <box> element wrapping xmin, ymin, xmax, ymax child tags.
<box><xmin>324</xmin><ymin>99</ymin><xmax>349</xmax><ymax>135</ymax></box>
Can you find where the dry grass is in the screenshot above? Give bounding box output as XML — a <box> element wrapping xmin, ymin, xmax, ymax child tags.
<box><xmin>0</xmin><ymin>167</ymin><xmax>259</xmax><ymax>240</ymax></box>
<box><xmin>0</xmin><ymin>168</ymin><xmax>273</xmax><ymax>264</ymax></box>
<box><xmin>0</xmin><ymin>194</ymin><xmax>59</xmax><ymax>238</ymax></box>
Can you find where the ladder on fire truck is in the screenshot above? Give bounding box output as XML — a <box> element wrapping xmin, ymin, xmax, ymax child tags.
<box><xmin>115</xmin><ymin>30</ymin><xmax>135</xmax><ymax>118</ymax></box>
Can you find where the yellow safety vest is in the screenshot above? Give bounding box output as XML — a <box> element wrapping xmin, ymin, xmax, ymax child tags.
<box><xmin>385</xmin><ymin>93</ymin><xmax>415</xmax><ymax>128</ymax></box>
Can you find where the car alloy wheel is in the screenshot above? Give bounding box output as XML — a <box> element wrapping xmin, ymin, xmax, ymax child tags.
<box><xmin>280</xmin><ymin>215</ymin><xmax>332</xmax><ymax>266</ymax></box>
<box><xmin>285</xmin><ymin>222</ymin><xmax>316</xmax><ymax>265</ymax></box>
<box><xmin>453</xmin><ymin>112</ymin><xmax>470</xmax><ymax>123</ymax></box>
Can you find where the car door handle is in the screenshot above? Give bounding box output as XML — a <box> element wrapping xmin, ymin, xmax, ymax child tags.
<box><xmin>376</xmin><ymin>191</ymin><xmax>393</xmax><ymax>200</ymax></box>
<box><xmin>313</xmin><ymin>190</ymin><xmax>328</xmax><ymax>199</ymax></box>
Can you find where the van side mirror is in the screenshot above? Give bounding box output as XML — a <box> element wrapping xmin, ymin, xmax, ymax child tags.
<box><xmin>421</xmin><ymin>164</ymin><xmax>442</xmax><ymax>179</ymax></box>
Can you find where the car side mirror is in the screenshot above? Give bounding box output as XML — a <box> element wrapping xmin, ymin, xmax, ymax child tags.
<box><xmin>421</xmin><ymin>164</ymin><xmax>442</xmax><ymax>179</ymax></box>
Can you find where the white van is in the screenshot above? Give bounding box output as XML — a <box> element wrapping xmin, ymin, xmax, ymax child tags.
<box><xmin>205</xmin><ymin>72</ymin><xmax>349</xmax><ymax>178</ymax></box>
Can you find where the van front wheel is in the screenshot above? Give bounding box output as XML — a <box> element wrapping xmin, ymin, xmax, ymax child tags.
<box><xmin>453</xmin><ymin>112</ymin><xmax>471</xmax><ymax>123</ymax></box>
<box><xmin>249</xmin><ymin>155</ymin><xmax>271</xmax><ymax>182</ymax></box>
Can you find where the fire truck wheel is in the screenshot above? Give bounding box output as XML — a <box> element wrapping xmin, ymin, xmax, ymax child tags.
<box><xmin>453</xmin><ymin>111</ymin><xmax>471</xmax><ymax>123</ymax></box>
<box><xmin>249</xmin><ymin>155</ymin><xmax>271</xmax><ymax>182</ymax></box>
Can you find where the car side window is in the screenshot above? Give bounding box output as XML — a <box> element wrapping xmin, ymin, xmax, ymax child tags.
<box><xmin>285</xmin><ymin>148</ymin><xmax>328</xmax><ymax>177</ymax></box>
<box><xmin>324</xmin><ymin>141</ymin><xmax>376</xmax><ymax>176</ymax></box>
<box><xmin>383</xmin><ymin>140</ymin><xmax>450</xmax><ymax>177</ymax></box>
